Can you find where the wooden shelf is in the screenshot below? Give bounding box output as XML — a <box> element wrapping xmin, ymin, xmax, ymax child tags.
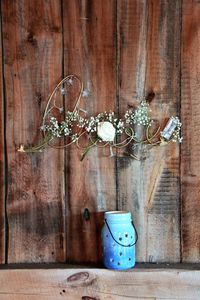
<box><xmin>0</xmin><ymin>264</ymin><xmax>200</xmax><ymax>299</ymax></box>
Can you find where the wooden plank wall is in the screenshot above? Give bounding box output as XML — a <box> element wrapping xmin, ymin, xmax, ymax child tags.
<box><xmin>0</xmin><ymin>0</ymin><xmax>199</xmax><ymax>264</ymax></box>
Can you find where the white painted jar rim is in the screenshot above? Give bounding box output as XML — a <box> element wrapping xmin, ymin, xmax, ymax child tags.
<box><xmin>104</xmin><ymin>211</ymin><xmax>132</xmax><ymax>222</ymax></box>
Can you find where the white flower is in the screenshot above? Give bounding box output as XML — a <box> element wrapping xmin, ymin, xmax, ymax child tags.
<box><xmin>18</xmin><ymin>145</ymin><xmax>25</xmax><ymax>152</ymax></box>
<box><xmin>97</xmin><ymin>121</ymin><xmax>116</xmax><ymax>142</ymax></box>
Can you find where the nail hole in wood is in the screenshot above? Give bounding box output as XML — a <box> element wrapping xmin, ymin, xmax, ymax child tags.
<box><xmin>145</xmin><ymin>90</ymin><xmax>155</xmax><ymax>103</ymax></box>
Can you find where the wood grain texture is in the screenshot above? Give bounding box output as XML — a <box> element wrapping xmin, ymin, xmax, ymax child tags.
<box><xmin>0</xmin><ymin>267</ymin><xmax>200</xmax><ymax>299</ymax></box>
<box><xmin>0</xmin><ymin>5</ymin><xmax>5</xmax><ymax>263</ymax></box>
<box><xmin>63</xmin><ymin>0</ymin><xmax>117</xmax><ymax>263</ymax></box>
<box><xmin>117</xmin><ymin>0</ymin><xmax>181</xmax><ymax>262</ymax></box>
<box><xmin>181</xmin><ymin>0</ymin><xmax>200</xmax><ymax>262</ymax></box>
<box><xmin>0</xmin><ymin>0</ymin><xmax>199</xmax><ymax>266</ymax></box>
<box><xmin>2</xmin><ymin>0</ymin><xmax>65</xmax><ymax>263</ymax></box>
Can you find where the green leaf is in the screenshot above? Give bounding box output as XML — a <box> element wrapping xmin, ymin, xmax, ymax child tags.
<box><xmin>80</xmin><ymin>139</ymin><xmax>98</xmax><ymax>161</ymax></box>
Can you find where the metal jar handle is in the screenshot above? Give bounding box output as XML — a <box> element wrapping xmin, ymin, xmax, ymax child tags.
<box><xmin>104</xmin><ymin>219</ymin><xmax>138</xmax><ymax>247</ymax></box>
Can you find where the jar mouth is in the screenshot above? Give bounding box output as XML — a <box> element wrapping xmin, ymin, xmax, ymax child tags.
<box><xmin>105</xmin><ymin>211</ymin><xmax>129</xmax><ymax>215</ymax></box>
<box><xmin>104</xmin><ymin>211</ymin><xmax>132</xmax><ymax>222</ymax></box>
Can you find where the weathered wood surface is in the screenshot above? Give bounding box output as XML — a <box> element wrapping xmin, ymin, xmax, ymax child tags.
<box><xmin>181</xmin><ymin>0</ymin><xmax>200</xmax><ymax>262</ymax></box>
<box><xmin>0</xmin><ymin>6</ymin><xmax>5</xmax><ymax>263</ymax></box>
<box><xmin>117</xmin><ymin>0</ymin><xmax>181</xmax><ymax>262</ymax></box>
<box><xmin>2</xmin><ymin>0</ymin><xmax>65</xmax><ymax>263</ymax></box>
<box><xmin>0</xmin><ymin>267</ymin><xmax>200</xmax><ymax>300</ymax></box>
<box><xmin>63</xmin><ymin>0</ymin><xmax>117</xmax><ymax>263</ymax></box>
<box><xmin>0</xmin><ymin>0</ymin><xmax>199</xmax><ymax>265</ymax></box>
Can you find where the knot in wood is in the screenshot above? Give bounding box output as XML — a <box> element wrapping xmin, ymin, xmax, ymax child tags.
<box><xmin>64</xmin><ymin>271</ymin><xmax>96</xmax><ymax>287</ymax></box>
<box><xmin>145</xmin><ymin>90</ymin><xmax>155</xmax><ymax>103</ymax></box>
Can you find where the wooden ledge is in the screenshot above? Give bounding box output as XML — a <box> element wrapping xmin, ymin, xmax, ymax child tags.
<box><xmin>0</xmin><ymin>264</ymin><xmax>200</xmax><ymax>299</ymax></box>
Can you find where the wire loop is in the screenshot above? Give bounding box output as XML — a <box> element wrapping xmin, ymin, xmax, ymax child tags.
<box><xmin>105</xmin><ymin>218</ymin><xmax>138</xmax><ymax>247</ymax></box>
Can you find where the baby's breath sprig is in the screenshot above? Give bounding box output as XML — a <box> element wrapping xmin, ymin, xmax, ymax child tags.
<box><xmin>42</xmin><ymin>110</ymin><xmax>82</xmax><ymax>139</ymax></box>
<box><xmin>125</xmin><ymin>101</ymin><xmax>152</xmax><ymax>127</ymax></box>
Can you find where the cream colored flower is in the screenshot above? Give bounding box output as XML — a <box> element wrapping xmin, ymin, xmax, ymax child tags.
<box><xmin>17</xmin><ymin>145</ymin><xmax>25</xmax><ymax>152</ymax></box>
<box><xmin>97</xmin><ymin>121</ymin><xmax>116</xmax><ymax>142</ymax></box>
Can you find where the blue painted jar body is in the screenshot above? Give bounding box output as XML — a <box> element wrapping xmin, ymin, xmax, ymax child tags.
<box><xmin>102</xmin><ymin>211</ymin><xmax>137</xmax><ymax>270</ymax></box>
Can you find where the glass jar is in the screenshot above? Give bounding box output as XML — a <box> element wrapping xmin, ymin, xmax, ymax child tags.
<box><xmin>102</xmin><ymin>211</ymin><xmax>138</xmax><ymax>270</ymax></box>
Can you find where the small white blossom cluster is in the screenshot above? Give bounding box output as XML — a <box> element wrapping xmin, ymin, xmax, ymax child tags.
<box><xmin>85</xmin><ymin>116</ymin><xmax>97</xmax><ymax>133</ymax></box>
<box><xmin>125</xmin><ymin>101</ymin><xmax>152</xmax><ymax>126</ymax></box>
<box><xmin>171</xmin><ymin>130</ymin><xmax>183</xmax><ymax>143</ymax></box>
<box><xmin>41</xmin><ymin>111</ymin><xmax>81</xmax><ymax>142</ymax></box>
<box><xmin>41</xmin><ymin>117</ymin><xmax>64</xmax><ymax>138</ymax></box>
<box><xmin>85</xmin><ymin>112</ymin><xmax>124</xmax><ymax>134</ymax></box>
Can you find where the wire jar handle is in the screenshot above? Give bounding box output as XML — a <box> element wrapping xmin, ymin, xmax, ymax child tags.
<box><xmin>104</xmin><ymin>218</ymin><xmax>138</xmax><ymax>247</ymax></box>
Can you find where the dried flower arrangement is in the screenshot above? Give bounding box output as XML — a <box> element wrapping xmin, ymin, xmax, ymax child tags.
<box><xmin>18</xmin><ymin>75</ymin><xmax>182</xmax><ymax>160</ymax></box>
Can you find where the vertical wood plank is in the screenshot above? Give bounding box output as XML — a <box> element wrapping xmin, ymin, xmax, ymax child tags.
<box><xmin>117</xmin><ymin>0</ymin><xmax>149</xmax><ymax>262</ymax></box>
<box><xmin>0</xmin><ymin>5</ymin><xmax>5</xmax><ymax>263</ymax></box>
<box><xmin>117</xmin><ymin>0</ymin><xmax>181</xmax><ymax>262</ymax></box>
<box><xmin>181</xmin><ymin>0</ymin><xmax>200</xmax><ymax>262</ymax></box>
<box><xmin>63</xmin><ymin>0</ymin><xmax>117</xmax><ymax>263</ymax></box>
<box><xmin>2</xmin><ymin>0</ymin><xmax>65</xmax><ymax>263</ymax></box>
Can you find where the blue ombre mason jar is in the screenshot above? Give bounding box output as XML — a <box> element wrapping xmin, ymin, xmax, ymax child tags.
<box><xmin>102</xmin><ymin>211</ymin><xmax>138</xmax><ymax>270</ymax></box>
